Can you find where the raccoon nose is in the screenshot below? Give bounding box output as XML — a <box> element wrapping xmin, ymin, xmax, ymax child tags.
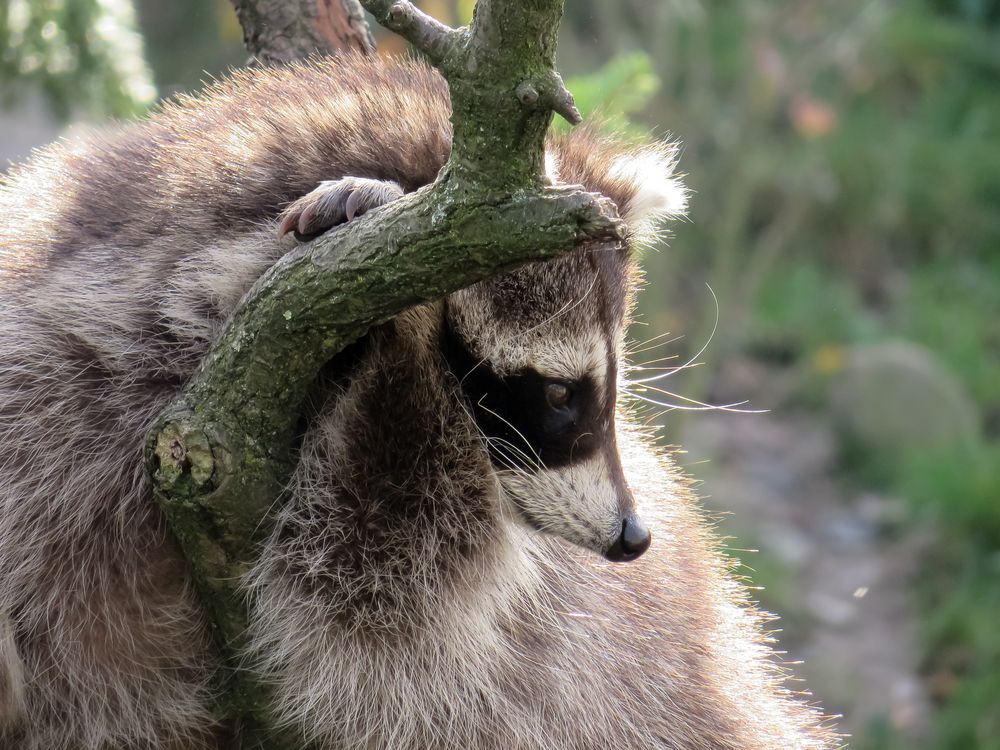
<box><xmin>604</xmin><ymin>516</ymin><xmax>651</xmax><ymax>562</ymax></box>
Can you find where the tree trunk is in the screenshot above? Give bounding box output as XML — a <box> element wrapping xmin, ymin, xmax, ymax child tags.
<box><xmin>229</xmin><ymin>0</ymin><xmax>375</xmax><ymax>62</ymax></box>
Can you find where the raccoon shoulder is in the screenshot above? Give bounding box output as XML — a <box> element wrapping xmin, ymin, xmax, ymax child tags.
<box><xmin>0</xmin><ymin>54</ymin><xmax>452</xmax><ymax>270</ymax></box>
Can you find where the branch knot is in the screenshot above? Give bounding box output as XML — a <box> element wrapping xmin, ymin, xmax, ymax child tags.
<box><xmin>362</xmin><ymin>0</ymin><xmax>458</xmax><ymax>64</ymax></box>
<box><xmin>516</xmin><ymin>82</ymin><xmax>540</xmax><ymax>106</ymax></box>
<box><xmin>546</xmin><ymin>71</ymin><xmax>582</xmax><ymax>125</ymax></box>
<box><xmin>151</xmin><ymin>417</ymin><xmax>218</xmax><ymax>495</ymax></box>
<box><xmin>513</xmin><ymin>74</ymin><xmax>582</xmax><ymax>125</ymax></box>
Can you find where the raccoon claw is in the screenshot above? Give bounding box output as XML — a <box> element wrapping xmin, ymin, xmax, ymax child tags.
<box><xmin>277</xmin><ymin>177</ymin><xmax>404</xmax><ymax>241</ymax></box>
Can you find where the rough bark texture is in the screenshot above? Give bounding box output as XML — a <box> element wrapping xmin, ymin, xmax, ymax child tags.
<box><xmin>362</xmin><ymin>0</ymin><xmax>581</xmax><ymax>189</ymax></box>
<box><xmin>229</xmin><ymin>0</ymin><xmax>375</xmax><ymax>62</ymax></box>
<box><xmin>148</xmin><ymin>0</ymin><xmax>610</xmax><ymax>743</ymax></box>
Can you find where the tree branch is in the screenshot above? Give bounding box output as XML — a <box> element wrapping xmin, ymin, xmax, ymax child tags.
<box><xmin>149</xmin><ymin>0</ymin><xmax>607</xmax><ymax>743</ymax></box>
<box><xmin>362</xmin><ymin>0</ymin><xmax>458</xmax><ymax>63</ymax></box>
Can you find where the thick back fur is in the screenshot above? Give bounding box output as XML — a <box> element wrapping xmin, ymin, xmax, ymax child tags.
<box><xmin>0</xmin><ymin>55</ymin><xmax>836</xmax><ymax>748</ymax></box>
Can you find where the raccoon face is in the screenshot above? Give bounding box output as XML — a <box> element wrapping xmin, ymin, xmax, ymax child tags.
<box><xmin>443</xmin><ymin>246</ymin><xmax>650</xmax><ymax>562</ymax></box>
<box><xmin>441</xmin><ymin>146</ymin><xmax>685</xmax><ymax>561</ymax></box>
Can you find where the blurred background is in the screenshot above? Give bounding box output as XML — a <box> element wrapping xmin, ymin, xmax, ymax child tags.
<box><xmin>1</xmin><ymin>0</ymin><xmax>998</xmax><ymax>746</ymax></box>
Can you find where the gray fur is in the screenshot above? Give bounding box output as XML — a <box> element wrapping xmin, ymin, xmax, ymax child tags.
<box><xmin>0</xmin><ymin>54</ymin><xmax>837</xmax><ymax>748</ymax></box>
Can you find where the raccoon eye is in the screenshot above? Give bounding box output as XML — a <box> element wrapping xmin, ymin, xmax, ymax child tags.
<box><xmin>544</xmin><ymin>382</ymin><xmax>572</xmax><ymax>410</ymax></box>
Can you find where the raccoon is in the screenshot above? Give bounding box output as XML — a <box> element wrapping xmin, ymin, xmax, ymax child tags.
<box><xmin>0</xmin><ymin>54</ymin><xmax>837</xmax><ymax>749</ymax></box>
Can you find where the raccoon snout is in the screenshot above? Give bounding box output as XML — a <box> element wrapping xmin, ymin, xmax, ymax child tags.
<box><xmin>603</xmin><ymin>515</ymin><xmax>651</xmax><ymax>563</ymax></box>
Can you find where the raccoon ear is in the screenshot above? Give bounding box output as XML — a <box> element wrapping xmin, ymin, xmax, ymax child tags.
<box><xmin>609</xmin><ymin>145</ymin><xmax>688</xmax><ymax>236</ymax></box>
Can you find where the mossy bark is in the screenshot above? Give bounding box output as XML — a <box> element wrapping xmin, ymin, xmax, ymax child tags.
<box><xmin>148</xmin><ymin>0</ymin><xmax>615</xmax><ymax>744</ymax></box>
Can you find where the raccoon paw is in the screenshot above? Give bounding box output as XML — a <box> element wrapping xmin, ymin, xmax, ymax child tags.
<box><xmin>277</xmin><ymin>177</ymin><xmax>404</xmax><ymax>241</ymax></box>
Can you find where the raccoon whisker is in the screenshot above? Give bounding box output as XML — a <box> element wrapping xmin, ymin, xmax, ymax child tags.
<box><xmin>459</xmin><ymin>278</ymin><xmax>600</xmax><ymax>387</ymax></box>
<box><xmin>457</xmin><ymin>357</ymin><xmax>490</xmax><ymax>388</ymax></box>
<box><xmin>514</xmin><ymin>275</ymin><xmax>600</xmax><ymax>341</ymax></box>
<box><xmin>487</xmin><ymin>444</ymin><xmax>540</xmax><ymax>479</ymax></box>
<box><xmin>674</xmin><ymin>283</ymin><xmax>720</xmax><ymax>376</ymax></box>
<box><xmin>625</xmin><ymin>330</ymin><xmax>681</xmax><ymax>356</ymax></box>
<box><xmin>627</xmin><ymin>388</ymin><xmax>763</xmax><ymax>414</ymax></box>
<box><xmin>489</xmin><ymin>457</ymin><xmax>523</xmax><ymax>477</ymax></box>
<box><xmin>568</xmin><ymin>432</ymin><xmax>594</xmax><ymax>463</ymax></box>
<box><xmin>485</xmin><ymin>438</ymin><xmax>542</xmax><ymax>473</ymax></box>
<box><xmin>639</xmin><ymin>409</ymin><xmax>669</xmax><ymax>426</ymax></box>
<box><xmin>631</xmin><ymin>395</ymin><xmax>715</xmax><ymax>412</ymax></box>
<box><xmin>627</xmin><ymin>284</ymin><xmax>720</xmax><ymax>378</ymax></box>
<box><xmin>625</xmin><ymin>331</ymin><xmax>683</xmax><ymax>355</ymax></box>
<box><xmin>623</xmin><ymin>284</ymin><xmax>722</xmax><ymax>394</ymax></box>
<box><xmin>624</xmin><ymin>362</ymin><xmax>704</xmax><ymax>384</ymax></box>
<box><xmin>626</xmin><ymin>353</ymin><xmax>682</xmax><ymax>369</ymax></box>
<box><xmin>489</xmin><ymin>438</ymin><xmax>542</xmax><ymax>471</ymax></box>
<box><xmin>462</xmin><ymin>399</ymin><xmax>536</xmax><ymax>470</ymax></box>
<box><xmin>632</xmin><ymin>382</ymin><xmax>754</xmax><ymax>409</ymax></box>
<box><xmin>474</xmin><ymin>400</ymin><xmax>547</xmax><ymax>471</ymax></box>
<box><xmin>452</xmin><ymin>395</ymin><xmax>536</xmax><ymax>478</ymax></box>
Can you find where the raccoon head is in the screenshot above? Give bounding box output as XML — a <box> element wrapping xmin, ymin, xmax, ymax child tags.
<box><xmin>443</xmin><ymin>143</ymin><xmax>685</xmax><ymax>562</ymax></box>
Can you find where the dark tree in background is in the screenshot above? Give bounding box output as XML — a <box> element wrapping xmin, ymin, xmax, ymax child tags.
<box><xmin>228</xmin><ymin>0</ymin><xmax>374</xmax><ymax>63</ymax></box>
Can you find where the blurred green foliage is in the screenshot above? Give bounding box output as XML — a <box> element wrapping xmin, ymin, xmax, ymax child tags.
<box><xmin>132</xmin><ymin>0</ymin><xmax>245</xmax><ymax>96</ymax></box>
<box><xmin>0</xmin><ymin>0</ymin><xmax>155</xmax><ymax>118</ymax></box>
<box><xmin>557</xmin><ymin>52</ymin><xmax>661</xmax><ymax>138</ymax></box>
<box><xmin>600</xmin><ymin>2</ymin><xmax>999</xmax><ymax>748</ymax></box>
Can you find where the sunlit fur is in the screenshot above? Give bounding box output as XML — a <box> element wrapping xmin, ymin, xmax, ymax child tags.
<box><xmin>0</xmin><ymin>54</ymin><xmax>837</xmax><ymax>748</ymax></box>
<box><xmin>446</xmin><ymin>247</ymin><xmax>637</xmax><ymax>554</ymax></box>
